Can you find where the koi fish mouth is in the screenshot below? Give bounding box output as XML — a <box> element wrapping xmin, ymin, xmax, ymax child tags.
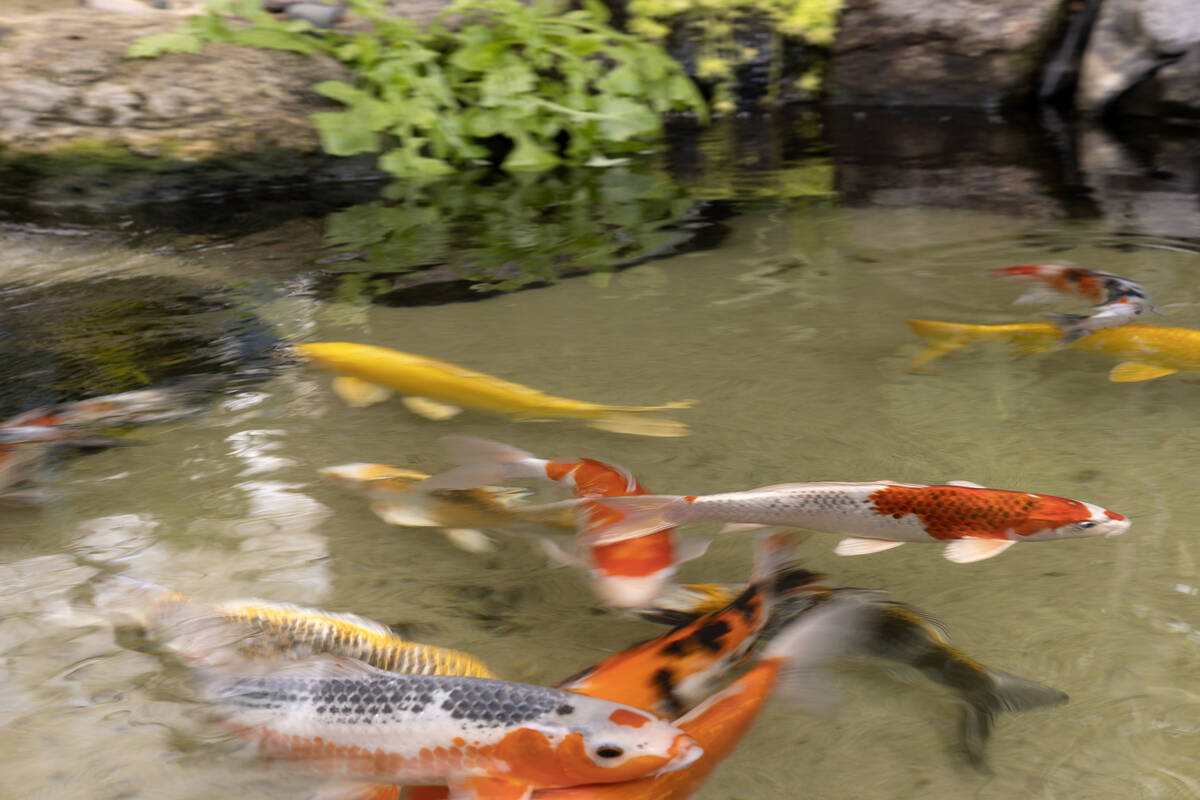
<box><xmin>1102</xmin><ymin>510</ymin><xmax>1130</xmax><ymax>538</ymax></box>
<box><xmin>658</xmin><ymin>733</ymin><xmax>703</xmax><ymax>773</ymax></box>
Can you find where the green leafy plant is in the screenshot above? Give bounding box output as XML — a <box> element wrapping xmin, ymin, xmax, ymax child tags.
<box><xmin>129</xmin><ymin>0</ymin><xmax>706</xmax><ymax>176</ymax></box>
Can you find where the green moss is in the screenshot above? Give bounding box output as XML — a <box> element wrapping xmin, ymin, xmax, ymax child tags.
<box><xmin>628</xmin><ymin>0</ymin><xmax>845</xmax><ymax>109</ymax></box>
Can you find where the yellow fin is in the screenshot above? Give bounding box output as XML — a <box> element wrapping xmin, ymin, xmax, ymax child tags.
<box><xmin>585</xmin><ymin>412</ymin><xmax>690</xmax><ymax>437</ymax></box>
<box><xmin>331</xmin><ymin>376</ymin><xmax>394</xmax><ymax>408</ymax></box>
<box><xmin>402</xmin><ymin>395</ymin><xmax>462</xmax><ymax>420</ymax></box>
<box><xmin>1109</xmin><ymin>362</ymin><xmax>1178</xmax><ymax>382</ymax></box>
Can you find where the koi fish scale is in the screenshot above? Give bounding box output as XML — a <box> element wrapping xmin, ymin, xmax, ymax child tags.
<box><xmin>867</xmin><ymin>486</ymin><xmax>1049</xmax><ymax>540</ymax></box>
<box><xmin>216</xmin><ymin>674</ymin><xmax>577</xmax><ymax>729</ymax></box>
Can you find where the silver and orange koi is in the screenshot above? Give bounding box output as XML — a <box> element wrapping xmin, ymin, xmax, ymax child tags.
<box><xmin>201</xmin><ymin>655</ymin><xmax>702</xmax><ymax>800</ymax></box>
<box><xmin>417</xmin><ymin>437</ymin><xmax>710</xmax><ymax>608</ymax></box>
<box><xmin>990</xmin><ymin>264</ymin><xmax>1155</xmax><ymax>342</ymax></box>
<box><xmin>400</xmin><ymin>591</ymin><xmax>884</xmax><ymax>800</ymax></box>
<box><xmin>568</xmin><ymin>481</ymin><xmax>1129</xmax><ymax>563</ymax></box>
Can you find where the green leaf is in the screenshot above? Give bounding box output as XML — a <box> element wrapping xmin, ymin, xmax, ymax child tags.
<box><xmin>311</xmin><ymin>111</ymin><xmax>382</xmax><ymax>155</ymax></box>
<box><xmin>501</xmin><ymin>134</ymin><xmax>560</xmax><ymax>172</ymax></box>
<box><xmin>595</xmin><ymin>96</ymin><xmax>659</xmax><ymax>141</ymax></box>
<box><xmin>126</xmin><ymin>32</ymin><xmax>203</xmax><ymax>58</ymax></box>
<box><xmin>378</xmin><ymin>147</ymin><xmax>455</xmax><ymax>177</ymax></box>
<box><xmin>479</xmin><ymin>61</ymin><xmax>537</xmax><ymax>105</ymax></box>
<box><xmin>229</xmin><ymin>26</ymin><xmax>321</xmax><ymax>54</ymax></box>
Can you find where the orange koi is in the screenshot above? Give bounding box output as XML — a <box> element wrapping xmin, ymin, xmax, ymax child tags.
<box><xmin>404</xmin><ymin>590</ymin><xmax>879</xmax><ymax>800</ymax></box>
<box><xmin>557</xmin><ymin>532</ymin><xmax>818</xmax><ymax>716</ymax></box>
<box><xmin>418</xmin><ymin>437</ymin><xmax>710</xmax><ymax>608</ymax></box>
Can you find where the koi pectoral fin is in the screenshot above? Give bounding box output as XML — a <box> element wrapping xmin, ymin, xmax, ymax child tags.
<box><xmin>834</xmin><ymin>537</ymin><xmax>906</xmax><ymax>556</ymax></box>
<box><xmin>1108</xmin><ymin>362</ymin><xmax>1178</xmax><ymax>382</ymax></box>
<box><xmin>942</xmin><ymin>538</ymin><xmax>1016</xmax><ymax>563</ymax></box>
<box><xmin>331</xmin><ymin>377</ymin><xmax>394</xmax><ymax>408</ymax></box>
<box><xmin>402</xmin><ymin>396</ymin><xmax>463</xmax><ymax>420</ymax></box>
<box><xmin>447</xmin><ymin>778</ymin><xmax>533</xmax><ymax>800</ymax></box>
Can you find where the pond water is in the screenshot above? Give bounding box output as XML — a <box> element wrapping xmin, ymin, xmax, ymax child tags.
<box><xmin>1</xmin><ymin>108</ymin><xmax>1198</xmax><ymax>800</ymax></box>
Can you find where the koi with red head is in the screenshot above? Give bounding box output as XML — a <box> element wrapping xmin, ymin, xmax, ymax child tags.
<box><xmin>989</xmin><ymin>264</ymin><xmax>1155</xmax><ymax>342</ymax></box>
<box><xmin>574</xmin><ymin>480</ymin><xmax>1129</xmax><ymax>563</ymax></box>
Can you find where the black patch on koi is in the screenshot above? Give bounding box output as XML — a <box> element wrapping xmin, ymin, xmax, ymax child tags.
<box><xmin>652</xmin><ymin>668</ymin><xmax>684</xmax><ymax>717</ymax></box>
<box><xmin>663</xmin><ymin>619</ymin><xmax>731</xmax><ymax>657</ymax></box>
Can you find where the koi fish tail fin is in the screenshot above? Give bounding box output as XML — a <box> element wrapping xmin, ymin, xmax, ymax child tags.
<box><xmin>1045</xmin><ymin>312</ymin><xmax>1092</xmax><ymax>344</ymax></box>
<box><xmin>904</xmin><ymin>319</ymin><xmax>974</xmax><ymax>372</ymax></box>
<box><xmin>958</xmin><ymin>669</ymin><xmax>1069</xmax><ymax>769</ymax></box>
<box><xmin>857</xmin><ymin>601</ymin><xmax>1067</xmax><ymax>769</ymax></box>
<box><xmin>761</xmin><ymin>590</ymin><xmax>887</xmax><ymax>716</ymax></box>
<box><xmin>577</xmin><ymin>495</ymin><xmax>684</xmax><ymax>543</ymax></box>
<box><xmin>586</xmin><ymin>411</ymin><xmax>691</xmax><ymax>438</ymax></box>
<box><xmin>90</xmin><ymin>573</ymin><xmax>186</xmax><ymax>627</ymax></box>
<box><xmin>415</xmin><ymin>435</ymin><xmax>545</xmax><ymax>491</ymax></box>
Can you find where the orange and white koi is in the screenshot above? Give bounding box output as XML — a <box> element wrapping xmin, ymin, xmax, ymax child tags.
<box><xmin>202</xmin><ymin>655</ymin><xmax>702</xmax><ymax>800</ymax></box>
<box><xmin>320</xmin><ymin>462</ymin><xmax>575</xmax><ymax>554</ymax></box>
<box><xmin>529</xmin><ymin>590</ymin><xmax>885</xmax><ymax>800</ymax></box>
<box><xmin>418</xmin><ymin>437</ymin><xmax>710</xmax><ymax>608</ymax></box>
<box><xmin>557</xmin><ymin>532</ymin><xmax>820</xmax><ymax>716</ymax></box>
<box><xmin>572</xmin><ymin>481</ymin><xmax>1129</xmax><ymax>563</ymax></box>
<box><xmin>291</xmin><ymin>342</ymin><xmax>693</xmax><ymax>437</ymax></box>
<box><xmin>404</xmin><ymin>588</ymin><xmax>880</xmax><ymax>800</ymax></box>
<box><xmin>990</xmin><ymin>264</ymin><xmax>1155</xmax><ymax>342</ymax></box>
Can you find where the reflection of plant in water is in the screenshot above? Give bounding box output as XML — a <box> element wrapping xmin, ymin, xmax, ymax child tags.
<box><xmin>320</xmin><ymin>166</ymin><xmax>699</xmax><ymax>295</ymax></box>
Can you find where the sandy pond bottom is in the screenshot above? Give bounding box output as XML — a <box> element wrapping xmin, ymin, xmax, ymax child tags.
<box><xmin>0</xmin><ymin>204</ymin><xmax>1197</xmax><ymax>799</ymax></box>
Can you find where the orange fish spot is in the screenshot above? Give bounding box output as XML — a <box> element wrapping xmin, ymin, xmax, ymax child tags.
<box><xmin>869</xmin><ymin>485</ymin><xmax>1045</xmax><ymax>540</ymax></box>
<box><xmin>1105</xmin><ymin>510</ymin><xmax>1125</xmax><ymax>521</ymax></box>
<box><xmin>608</xmin><ymin>708</ymin><xmax>651</xmax><ymax>728</ymax></box>
<box><xmin>590</xmin><ymin>531</ymin><xmax>674</xmax><ymax>578</ymax></box>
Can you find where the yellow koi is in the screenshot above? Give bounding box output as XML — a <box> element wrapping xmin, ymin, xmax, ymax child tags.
<box><xmin>907</xmin><ymin>319</ymin><xmax>1200</xmax><ymax>382</ymax></box>
<box><xmin>291</xmin><ymin>342</ymin><xmax>693</xmax><ymax>437</ymax></box>
<box><xmin>92</xmin><ymin>575</ymin><xmax>495</xmax><ymax>678</ymax></box>
<box><xmin>320</xmin><ymin>463</ymin><xmax>575</xmax><ymax>553</ymax></box>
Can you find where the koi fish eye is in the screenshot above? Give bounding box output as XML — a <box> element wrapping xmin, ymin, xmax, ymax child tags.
<box><xmin>594</xmin><ymin>745</ymin><xmax>625</xmax><ymax>759</ymax></box>
<box><xmin>1076</xmin><ymin>520</ymin><xmax>1098</xmax><ymax>529</ymax></box>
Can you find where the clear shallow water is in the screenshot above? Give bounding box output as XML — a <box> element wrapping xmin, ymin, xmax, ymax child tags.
<box><xmin>1</xmin><ymin>112</ymin><xmax>1199</xmax><ymax>800</ymax></box>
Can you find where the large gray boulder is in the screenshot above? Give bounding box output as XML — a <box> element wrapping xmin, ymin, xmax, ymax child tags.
<box><xmin>0</xmin><ymin>10</ymin><xmax>350</xmax><ymax>157</ymax></box>
<box><xmin>1077</xmin><ymin>0</ymin><xmax>1200</xmax><ymax>117</ymax></box>
<box><xmin>830</xmin><ymin>0</ymin><xmax>1065</xmax><ymax>108</ymax></box>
